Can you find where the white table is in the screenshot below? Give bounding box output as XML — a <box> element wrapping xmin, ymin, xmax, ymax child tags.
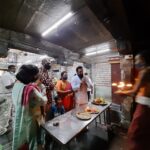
<box><xmin>42</xmin><ymin>102</ymin><xmax>111</xmax><ymax>146</ymax></box>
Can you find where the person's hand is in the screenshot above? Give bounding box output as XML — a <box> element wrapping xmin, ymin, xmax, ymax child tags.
<box><xmin>81</xmin><ymin>78</ymin><xmax>86</xmax><ymax>85</ymax></box>
<box><xmin>42</xmin><ymin>113</ymin><xmax>46</xmax><ymax>118</ymax></box>
<box><xmin>66</xmin><ymin>90</ymin><xmax>72</xmax><ymax>94</ymax></box>
<box><xmin>114</xmin><ymin>90</ymin><xmax>129</xmax><ymax>95</ymax></box>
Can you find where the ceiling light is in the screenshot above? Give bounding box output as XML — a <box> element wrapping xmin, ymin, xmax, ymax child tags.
<box><xmin>97</xmin><ymin>44</ymin><xmax>110</xmax><ymax>50</ymax></box>
<box><xmin>25</xmin><ymin>60</ymin><xmax>32</xmax><ymax>64</ymax></box>
<box><xmin>17</xmin><ymin>63</ymin><xmax>22</xmax><ymax>66</ymax></box>
<box><xmin>85</xmin><ymin>49</ymin><xmax>110</xmax><ymax>56</ymax></box>
<box><xmin>85</xmin><ymin>51</ymin><xmax>97</xmax><ymax>56</ymax></box>
<box><xmin>97</xmin><ymin>49</ymin><xmax>110</xmax><ymax>54</ymax></box>
<box><xmin>40</xmin><ymin>55</ymin><xmax>49</xmax><ymax>60</ymax></box>
<box><xmin>42</xmin><ymin>12</ymin><xmax>74</xmax><ymax>37</ymax></box>
<box><xmin>64</xmin><ymin>61</ymin><xmax>68</xmax><ymax>64</ymax></box>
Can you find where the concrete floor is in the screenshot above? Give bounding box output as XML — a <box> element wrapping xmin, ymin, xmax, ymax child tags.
<box><xmin>68</xmin><ymin>125</ymin><xmax>127</xmax><ymax>150</ymax></box>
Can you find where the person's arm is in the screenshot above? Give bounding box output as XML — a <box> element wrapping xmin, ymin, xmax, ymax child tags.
<box><xmin>85</xmin><ymin>76</ymin><xmax>93</xmax><ymax>93</ymax></box>
<box><xmin>57</xmin><ymin>89</ymin><xmax>72</xmax><ymax>94</ymax></box>
<box><xmin>32</xmin><ymin>88</ymin><xmax>47</xmax><ymax>106</ymax></box>
<box><xmin>1</xmin><ymin>73</ymin><xmax>15</xmax><ymax>89</ymax></box>
<box><xmin>39</xmin><ymin>84</ymin><xmax>47</xmax><ymax>96</ymax></box>
<box><xmin>5</xmin><ymin>83</ymin><xmax>15</xmax><ymax>89</ymax></box>
<box><xmin>115</xmin><ymin>70</ymin><xmax>146</xmax><ymax>96</ymax></box>
<box><xmin>71</xmin><ymin>76</ymin><xmax>80</xmax><ymax>92</ymax></box>
<box><xmin>89</xmin><ymin>78</ymin><xmax>94</xmax><ymax>94</ymax></box>
<box><xmin>90</xmin><ymin>85</ymin><xmax>93</xmax><ymax>94</ymax></box>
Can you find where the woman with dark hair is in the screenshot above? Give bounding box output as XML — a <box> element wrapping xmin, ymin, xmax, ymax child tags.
<box><xmin>116</xmin><ymin>51</ymin><xmax>150</xmax><ymax>150</ymax></box>
<box><xmin>55</xmin><ymin>71</ymin><xmax>74</xmax><ymax>111</ymax></box>
<box><xmin>12</xmin><ymin>65</ymin><xmax>47</xmax><ymax>150</ymax></box>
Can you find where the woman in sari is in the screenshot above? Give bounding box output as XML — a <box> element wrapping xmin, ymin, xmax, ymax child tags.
<box><xmin>12</xmin><ymin>65</ymin><xmax>47</xmax><ymax>150</ymax></box>
<box><xmin>55</xmin><ymin>71</ymin><xmax>74</xmax><ymax>112</ymax></box>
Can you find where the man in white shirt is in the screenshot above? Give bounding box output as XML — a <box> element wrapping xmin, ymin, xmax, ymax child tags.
<box><xmin>1</xmin><ymin>65</ymin><xmax>16</xmax><ymax>93</ymax></box>
<box><xmin>0</xmin><ymin>65</ymin><xmax>16</xmax><ymax>135</ymax></box>
<box><xmin>71</xmin><ymin>66</ymin><xmax>93</xmax><ymax>106</ymax></box>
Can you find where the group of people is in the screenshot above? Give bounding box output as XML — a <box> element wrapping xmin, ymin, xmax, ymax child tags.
<box><xmin>1</xmin><ymin>59</ymin><xmax>93</xmax><ymax>150</ymax></box>
<box><xmin>1</xmin><ymin>50</ymin><xmax>150</xmax><ymax>150</ymax></box>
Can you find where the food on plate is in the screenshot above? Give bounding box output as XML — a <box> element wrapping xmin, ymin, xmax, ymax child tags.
<box><xmin>84</xmin><ymin>106</ymin><xmax>91</xmax><ymax>112</ymax></box>
<box><xmin>76</xmin><ymin>112</ymin><xmax>91</xmax><ymax>120</ymax></box>
<box><xmin>93</xmin><ymin>97</ymin><xmax>107</xmax><ymax>105</ymax></box>
<box><xmin>84</xmin><ymin>106</ymin><xmax>100</xmax><ymax>113</ymax></box>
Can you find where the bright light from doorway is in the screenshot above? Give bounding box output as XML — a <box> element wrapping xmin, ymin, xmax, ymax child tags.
<box><xmin>42</xmin><ymin>12</ymin><xmax>74</xmax><ymax>37</ymax></box>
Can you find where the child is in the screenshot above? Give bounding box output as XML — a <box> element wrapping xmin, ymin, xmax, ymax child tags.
<box><xmin>51</xmin><ymin>96</ymin><xmax>65</xmax><ymax>118</ymax></box>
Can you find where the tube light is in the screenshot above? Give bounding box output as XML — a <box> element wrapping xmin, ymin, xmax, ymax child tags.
<box><xmin>40</xmin><ymin>55</ymin><xmax>49</xmax><ymax>60</ymax></box>
<box><xmin>85</xmin><ymin>49</ymin><xmax>110</xmax><ymax>56</ymax></box>
<box><xmin>85</xmin><ymin>51</ymin><xmax>97</xmax><ymax>56</ymax></box>
<box><xmin>42</xmin><ymin>12</ymin><xmax>74</xmax><ymax>37</ymax></box>
<box><xmin>97</xmin><ymin>49</ymin><xmax>110</xmax><ymax>54</ymax></box>
<box><xmin>25</xmin><ymin>60</ymin><xmax>32</xmax><ymax>64</ymax></box>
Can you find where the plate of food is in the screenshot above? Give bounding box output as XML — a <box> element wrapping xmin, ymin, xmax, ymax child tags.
<box><xmin>76</xmin><ymin>112</ymin><xmax>92</xmax><ymax>120</ymax></box>
<box><xmin>92</xmin><ymin>97</ymin><xmax>107</xmax><ymax>106</ymax></box>
<box><xmin>84</xmin><ymin>106</ymin><xmax>100</xmax><ymax>114</ymax></box>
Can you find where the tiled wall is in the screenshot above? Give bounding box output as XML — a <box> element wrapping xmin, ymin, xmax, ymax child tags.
<box><xmin>91</xmin><ymin>52</ymin><xmax>119</xmax><ymax>101</ymax></box>
<box><xmin>92</xmin><ymin>62</ymin><xmax>111</xmax><ymax>100</ymax></box>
